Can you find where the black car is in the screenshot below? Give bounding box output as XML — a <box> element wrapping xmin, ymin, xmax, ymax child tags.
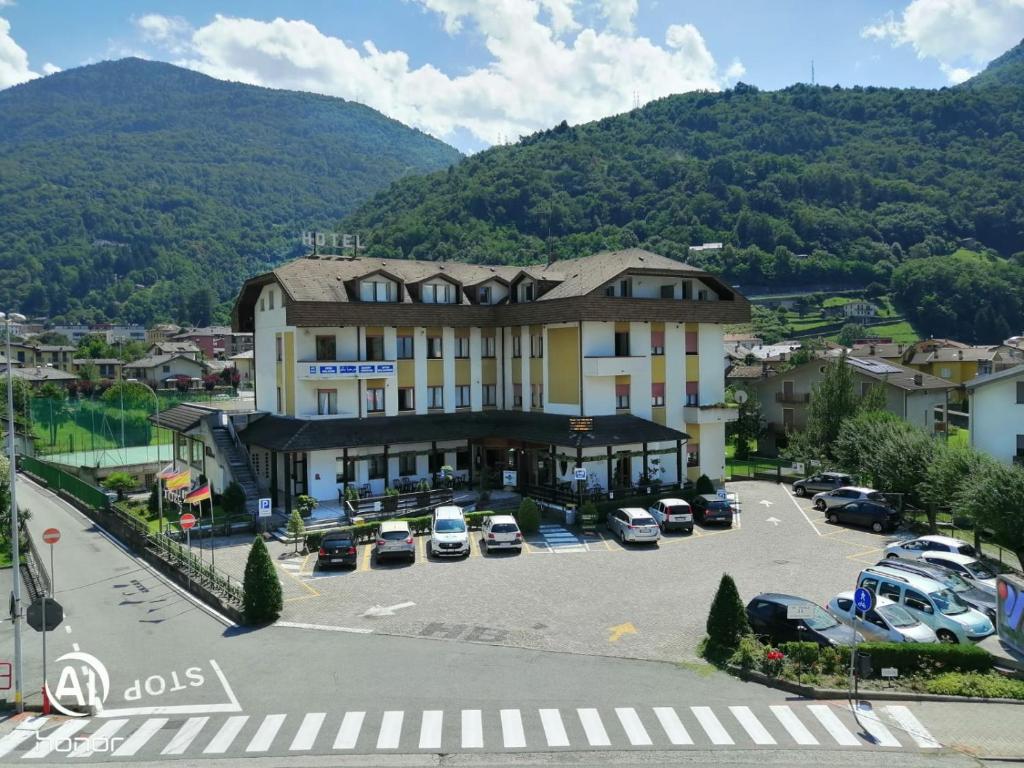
<box><xmin>317</xmin><ymin>532</ymin><xmax>357</xmax><ymax>569</ymax></box>
<box><xmin>691</xmin><ymin>494</ymin><xmax>733</xmax><ymax>526</ymax></box>
<box><xmin>746</xmin><ymin>593</ymin><xmax>863</xmax><ymax>647</ymax></box>
<box><xmin>826</xmin><ymin>500</ymin><xmax>901</xmax><ymax>533</ymax></box>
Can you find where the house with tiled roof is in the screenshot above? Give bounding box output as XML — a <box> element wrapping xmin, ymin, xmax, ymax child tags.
<box><xmin>965</xmin><ymin>364</ymin><xmax>1024</xmax><ymax>466</ymax></box>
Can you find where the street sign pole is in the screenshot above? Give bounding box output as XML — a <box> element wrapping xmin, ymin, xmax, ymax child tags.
<box><xmin>186</xmin><ymin>528</ymin><xmax>191</xmax><ymax>591</ymax></box>
<box><xmin>39</xmin><ymin>528</ymin><xmax>60</xmax><ymax>710</ymax></box>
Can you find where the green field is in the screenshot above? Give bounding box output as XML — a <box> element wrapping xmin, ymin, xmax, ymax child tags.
<box><xmin>844</xmin><ymin>319</ymin><xmax>919</xmax><ymax>343</ymax></box>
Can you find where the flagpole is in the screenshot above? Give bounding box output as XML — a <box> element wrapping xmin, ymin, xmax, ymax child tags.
<box><xmin>209</xmin><ymin>495</ymin><xmax>215</xmax><ymax>570</ymax></box>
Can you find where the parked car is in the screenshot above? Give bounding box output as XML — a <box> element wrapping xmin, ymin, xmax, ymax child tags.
<box><xmin>374</xmin><ymin>520</ymin><xmax>415</xmax><ymax>563</ymax></box>
<box><xmin>792</xmin><ymin>472</ymin><xmax>853</xmax><ymax>497</ymax></box>
<box><xmin>746</xmin><ymin>593</ymin><xmax>863</xmax><ymax>647</ymax></box>
<box><xmin>876</xmin><ymin>557</ymin><xmax>997</xmax><ymax>622</ymax></box>
<box><xmin>827</xmin><ymin>591</ymin><xmax>937</xmax><ymax>643</ymax></box>
<box><xmin>824</xmin><ymin>500</ymin><xmax>901</xmax><ymax>533</ymax></box>
<box><xmin>691</xmin><ymin>494</ymin><xmax>734</xmax><ymax>526</ymax></box>
<box><xmin>317</xmin><ymin>531</ymin><xmax>358</xmax><ymax>569</ymax></box>
<box><xmin>606</xmin><ymin>507</ymin><xmax>661</xmax><ymax>544</ymax></box>
<box><xmin>812</xmin><ymin>486</ymin><xmax>888</xmax><ymax>511</ymax></box>
<box><xmin>429</xmin><ymin>505</ymin><xmax>470</xmax><ymax>557</ymax></box>
<box><xmin>648</xmin><ymin>498</ymin><xmax>693</xmax><ymax>533</ymax></box>
<box><xmin>857</xmin><ymin>566</ymin><xmax>994</xmax><ymax>643</ymax></box>
<box><xmin>919</xmin><ymin>552</ymin><xmax>997</xmax><ymax>594</ymax></box>
<box><xmin>481</xmin><ymin>514</ymin><xmax>523</xmax><ymax>553</ymax></box>
<box><xmin>884</xmin><ymin>535</ymin><xmax>977</xmax><ymax>560</ymax></box>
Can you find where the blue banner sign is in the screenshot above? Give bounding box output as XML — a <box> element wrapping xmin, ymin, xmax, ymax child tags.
<box><xmin>302</xmin><ymin>362</ymin><xmax>396</xmax><ymax>378</ymax></box>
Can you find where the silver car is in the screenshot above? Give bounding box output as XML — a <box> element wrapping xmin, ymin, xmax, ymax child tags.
<box><xmin>827</xmin><ymin>591</ymin><xmax>937</xmax><ymax>643</ymax></box>
<box><xmin>607</xmin><ymin>507</ymin><xmax>660</xmax><ymax>545</ymax></box>
<box><xmin>812</xmin><ymin>486</ymin><xmax>888</xmax><ymax>511</ymax></box>
<box><xmin>374</xmin><ymin>520</ymin><xmax>415</xmax><ymax>563</ymax></box>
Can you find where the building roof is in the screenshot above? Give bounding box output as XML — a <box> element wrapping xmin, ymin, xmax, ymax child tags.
<box><xmin>229</xmin><ymin>350</ymin><xmax>254</xmax><ymax>360</ymax></box>
<box><xmin>845</xmin><ymin>357</ymin><xmax>955</xmax><ymax>391</ymax></box>
<box><xmin>964</xmin><ymin>362</ymin><xmax>1024</xmax><ymax>390</ymax></box>
<box><xmin>726</xmin><ymin>364</ymin><xmax>767</xmax><ymax>380</ymax></box>
<box><xmin>849</xmin><ymin>342</ymin><xmax>908</xmax><ymax>359</ymax></box>
<box><xmin>125</xmin><ymin>354</ymin><xmax>206</xmax><ymax>370</ymax></box>
<box><xmin>32</xmin><ymin>345</ymin><xmax>75</xmax><ymax>352</ymax></box>
<box><xmin>72</xmin><ymin>358</ymin><xmax>122</xmax><ymax>365</ymax></box>
<box><xmin>239</xmin><ymin>410</ymin><xmax>690</xmax><ymax>453</ymax></box>
<box><xmin>11</xmin><ymin>367</ymin><xmax>76</xmax><ymax>383</ymax></box>
<box><xmin>908</xmin><ymin>345</ymin><xmax>1004</xmax><ymax>365</ymax></box>
<box><xmin>148</xmin><ymin>403</ymin><xmax>211</xmax><ymax>433</ymax></box>
<box><xmin>149</xmin><ymin>341</ymin><xmax>201</xmax><ymax>354</ymax></box>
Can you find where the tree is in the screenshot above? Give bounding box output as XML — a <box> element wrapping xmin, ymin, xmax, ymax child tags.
<box><xmin>516</xmin><ymin>497</ymin><xmax>541</xmax><ymax>535</ymax></box>
<box><xmin>786</xmin><ymin>352</ymin><xmax>860</xmax><ymax>463</ymax></box>
<box><xmin>728</xmin><ymin>390</ymin><xmax>764</xmax><ymax>460</ymax></box>
<box><xmin>286</xmin><ymin>509</ymin><xmax>306</xmax><ymax>553</ymax></box>
<box><xmin>221</xmin><ymin>481</ymin><xmax>246</xmax><ymax>516</ymax></box>
<box><xmin>921</xmin><ymin>444</ymin><xmax>995</xmax><ymax>513</ymax></box>
<box><xmin>864</xmin><ymin>282</ymin><xmax>887</xmax><ymax>301</ymax></box>
<box><xmin>102</xmin><ymin>471</ymin><xmax>136</xmax><ymax>500</ymax></box>
<box><xmin>101</xmin><ymin>380</ymin><xmax>154</xmax><ymax>409</ymax></box>
<box><xmin>836</xmin><ymin>323</ymin><xmax>866</xmax><ymax>347</ymax></box>
<box><xmin>34</xmin><ymin>331</ymin><xmax>70</xmax><ymax>346</ymax></box>
<box><xmin>833</xmin><ymin>410</ymin><xmax>902</xmax><ymax>478</ymax></box>
<box><xmin>242</xmin><ymin>536</ymin><xmax>283</xmax><ymax>624</ymax></box>
<box><xmin>704</xmin><ymin>573</ymin><xmax>751</xmax><ymax>661</ymax></box>
<box><xmin>953</xmin><ymin>463</ymin><xmax>1024</xmax><ymax>570</ymax></box>
<box><xmin>695</xmin><ymin>474</ymin><xmax>715</xmax><ymax>495</ymax></box>
<box><xmin>147</xmin><ymin>482</ymin><xmax>160</xmax><ymax>515</ymax></box>
<box><xmin>750</xmin><ymin>305</ymin><xmax>790</xmax><ymax>345</ymax></box>
<box><xmin>188</xmin><ymin>287</ymin><xmax>216</xmax><ymax>327</ymax></box>
<box><xmin>793</xmin><ymin>296</ymin><xmax>813</xmax><ymax>317</ymax></box>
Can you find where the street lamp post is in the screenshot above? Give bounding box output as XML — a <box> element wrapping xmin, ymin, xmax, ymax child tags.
<box><xmin>2</xmin><ymin>311</ymin><xmax>27</xmax><ymax>713</ymax></box>
<box><xmin>127</xmin><ymin>379</ymin><xmax>164</xmax><ymax>534</ymax></box>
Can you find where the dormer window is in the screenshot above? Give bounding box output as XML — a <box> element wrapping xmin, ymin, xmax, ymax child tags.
<box><xmin>604</xmin><ymin>285</ymin><xmax>615</xmax><ymax>297</ymax></box>
<box><xmin>362</xmin><ymin>280</ymin><xmax>395</xmax><ymax>302</ymax></box>
<box><xmin>619</xmin><ymin>279</ymin><xmax>632</xmax><ymax>298</ymax></box>
<box><xmin>518</xmin><ymin>282</ymin><xmax>535</xmax><ymax>302</ymax></box>
<box><xmin>479</xmin><ymin>286</ymin><xmax>492</xmax><ymax>304</ymax></box>
<box><xmin>422</xmin><ymin>282</ymin><xmax>455</xmax><ymax>304</ymax></box>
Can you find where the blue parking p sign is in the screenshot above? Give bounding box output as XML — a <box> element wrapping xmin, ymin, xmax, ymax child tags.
<box><xmin>854</xmin><ymin>587</ymin><xmax>874</xmax><ymax>614</ymax></box>
<box><xmin>258</xmin><ymin>498</ymin><xmax>272</xmax><ymax>518</ymax></box>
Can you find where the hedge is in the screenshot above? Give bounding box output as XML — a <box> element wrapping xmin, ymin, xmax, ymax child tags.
<box><xmin>778</xmin><ymin>641</ymin><xmax>993</xmax><ymax>677</ymax></box>
<box><xmin>924</xmin><ymin>672</ymin><xmax>1024</xmax><ymax>699</ymax></box>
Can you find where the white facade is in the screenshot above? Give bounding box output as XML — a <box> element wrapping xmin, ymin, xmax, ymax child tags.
<box><xmin>968</xmin><ymin>366</ymin><xmax>1024</xmax><ymax>464</ymax></box>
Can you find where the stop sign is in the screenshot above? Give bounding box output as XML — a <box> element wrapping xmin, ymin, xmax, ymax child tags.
<box><xmin>179</xmin><ymin>513</ymin><xmax>197</xmax><ymax>530</ymax></box>
<box><xmin>42</xmin><ymin>528</ymin><xmax>60</xmax><ymax>545</ymax></box>
<box><xmin>26</xmin><ymin>598</ymin><xmax>63</xmax><ymax>632</ymax></box>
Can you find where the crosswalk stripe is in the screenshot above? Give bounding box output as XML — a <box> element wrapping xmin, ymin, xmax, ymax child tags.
<box><xmin>853</xmin><ymin>703</ymin><xmax>900</xmax><ymax>747</ymax></box>
<box><xmin>500</xmin><ymin>709</ymin><xmax>525</xmax><ymax>748</ymax></box>
<box><xmin>461</xmin><ymin>710</ymin><xmax>483</xmax><ymax>749</ymax></box>
<box><xmin>692</xmin><ymin>706</ymin><xmax>733</xmax><ymax>745</ymax></box>
<box><xmin>770</xmin><ymin>705</ymin><xmax>818</xmax><ymax>745</ymax></box>
<box><xmin>290</xmin><ymin>712</ymin><xmax>326</xmax><ymax>751</ymax></box>
<box><xmin>616</xmin><ymin>708</ymin><xmax>652</xmax><ymax>746</ymax></box>
<box><xmin>538</xmin><ymin>709</ymin><xmax>569</xmax><ymax>747</ymax></box>
<box><xmin>577</xmin><ymin>708</ymin><xmax>610</xmax><ymax>746</ymax></box>
<box><xmin>0</xmin><ymin>718</ymin><xmax>48</xmax><ymax>759</ymax></box>
<box><xmin>377</xmin><ymin>711</ymin><xmax>403</xmax><ymax>749</ymax></box>
<box><xmin>729</xmin><ymin>706</ymin><xmax>776</xmax><ymax>745</ymax></box>
<box><xmin>69</xmin><ymin>719</ymin><xmax>128</xmax><ymax>758</ymax></box>
<box><xmin>203</xmin><ymin>716</ymin><xmax>249</xmax><ymax>754</ymax></box>
<box><xmin>883</xmin><ymin>706</ymin><xmax>940</xmax><ymax>749</ymax></box>
<box><xmin>333</xmin><ymin>712</ymin><xmax>365</xmax><ymax>750</ymax></box>
<box><xmin>807</xmin><ymin>705</ymin><xmax>860</xmax><ymax>746</ymax></box>
<box><xmin>419</xmin><ymin>711</ymin><xmax>443</xmax><ymax>750</ymax></box>
<box><xmin>112</xmin><ymin>718</ymin><xmax>167</xmax><ymax>757</ymax></box>
<box><xmin>653</xmin><ymin>707</ymin><xmax>692</xmax><ymax>745</ymax></box>
<box><xmin>246</xmin><ymin>714</ymin><xmax>286</xmax><ymax>753</ymax></box>
<box><xmin>23</xmin><ymin>720</ymin><xmax>88</xmax><ymax>759</ymax></box>
<box><xmin>161</xmin><ymin>716</ymin><xmax>209</xmax><ymax>755</ymax></box>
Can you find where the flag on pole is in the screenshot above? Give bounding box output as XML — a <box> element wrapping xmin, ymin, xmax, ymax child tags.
<box><xmin>183</xmin><ymin>484</ymin><xmax>211</xmax><ymax>504</ymax></box>
<box><xmin>156</xmin><ymin>464</ymin><xmax>178</xmax><ymax>480</ymax></box>
<box><xmin>165</xmin><ymin>469</ymin><xmax>191</xmax><ymax>490</ymax></box>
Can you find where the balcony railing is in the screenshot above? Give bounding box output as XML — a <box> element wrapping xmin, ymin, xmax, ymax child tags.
<box><xmin>775</xmin><ymin>392</ymin><xmax>810</xmax><ymax>404</ymax></box>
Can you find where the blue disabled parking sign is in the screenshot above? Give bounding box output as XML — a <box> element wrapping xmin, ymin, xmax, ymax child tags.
<box><xmin>854</xmin><ymin>587</ymin><xmax>874</xmax><ymax>614</ymax></box>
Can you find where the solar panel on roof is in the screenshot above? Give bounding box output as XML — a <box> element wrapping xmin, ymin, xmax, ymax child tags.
<box><xmin>848</xmin><ymin>357</ymin><xmax>902</xmax><ymax>375</ymax></box>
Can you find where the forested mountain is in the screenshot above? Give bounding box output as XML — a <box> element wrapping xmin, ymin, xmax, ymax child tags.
<box><xmin>0</xmin><ymin>58</ymin><xmax>461</xmax><ymax>325</ymax></box>
<box><xmin>343</xmin><ymin>41</ymin><xmax>1024</xmax><ymax>339</ymax></box>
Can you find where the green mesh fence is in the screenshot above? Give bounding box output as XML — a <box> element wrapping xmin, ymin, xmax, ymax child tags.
<box><xmin>19</xmin><ymin>455</ymin><xmax>109</xmax><ymax>510</ymax></box>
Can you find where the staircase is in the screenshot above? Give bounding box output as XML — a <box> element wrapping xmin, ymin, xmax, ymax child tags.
<box><xmin>212</xmin><ymin>426</ymin><xmax>260</xmax><ymax>514</ymax></box>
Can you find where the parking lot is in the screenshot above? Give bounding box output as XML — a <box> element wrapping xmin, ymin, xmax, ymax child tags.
<box><xmin>246</xmin><ymin>480</ymin><xmax>905</xmax><ymax>662</ymax></box>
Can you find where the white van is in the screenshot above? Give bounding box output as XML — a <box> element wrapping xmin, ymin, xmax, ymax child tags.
<box><xmin>429</xmin><ymin>505</ymin><xmax>470</xmax><ymax>558</ymax></box>
<box><xmin>857</xmin><ymin>566</ymin><xmax>994</xmax><ymax>644</ymax></box>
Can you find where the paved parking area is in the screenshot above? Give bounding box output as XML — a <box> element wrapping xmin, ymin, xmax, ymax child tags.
<box><xmin>260</xmin><ymin>481</ymin><xmax>903</xmax><ymax>662</ymax></box>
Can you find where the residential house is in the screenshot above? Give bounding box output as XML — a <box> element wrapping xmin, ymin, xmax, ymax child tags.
<box><xmin>849</xmin><ymin>342</ymin><xmax>910</xmax><ymax>364</ymax></box>
<box><xmin>229</xmin><ymin>350</ymin><xmax>253</xmax><ymax>386</ymax></box>
<box><xmin>146</xmin><ymin>324</ymin><xmax>182</xmax><ymax>344</ymax></box>
<box><xmin>906</xmin><ymin>344</ymin><xmax>1019</xmax><ymax>386</ymax></box>
<box><xmin>146</xmin><ymin>341</ymin><xmax>201</xmax><ymax>360</ymax></box>
<box><xmin>123</xmin><ymin>354</ymin><xmax>208</xmax><ymax>387</ymax></box>
<box><xmin>72</xmin><ymin>358</ymin><xmax>123</xmax><ymax>381</ymax></box>
<box><xmin>842</xmin><ymin>300</ymin><xmax>880</xmax><ymax>319</ymax></box>
<box><xmin>173</xmin><ymin>326</ymin><xmax>253</xmax><ymax>359</ymax></box>
<box><xmin>965</xmin><ymin>364</ymin><xmax>1024</xmax><ymax>466</ymax></box>
<box><xmin>9</xmin><ymin>344</ymin><xmax>77</xmax><ymax>372</ymax></box>
<box><xmin>10</xmin><ymin>366</ymin><xmax>76</xmax><ymax>389</ymax></box>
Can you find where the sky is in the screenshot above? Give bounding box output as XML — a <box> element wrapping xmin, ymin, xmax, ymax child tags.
<box><xmin>2</xmin><ymin>0</ymin><xmax>1024</xmax><ymax>153</ymax></box>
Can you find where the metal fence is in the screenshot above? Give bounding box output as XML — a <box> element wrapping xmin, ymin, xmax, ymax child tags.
<box><xmin>19</xmin><ymin>455</ymin><xmax>110</xmax><ymax>509</ymax></box>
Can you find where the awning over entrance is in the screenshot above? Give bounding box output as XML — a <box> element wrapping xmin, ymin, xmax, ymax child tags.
<box><xmin>148</xmin><ymin>403</ymin><xmax>210</xmax><ymax>433</ymax></box>
<box><xmin>239</xmin><ymin>410</ymin><xmax>689</xmax><ymax>452</ymax></box>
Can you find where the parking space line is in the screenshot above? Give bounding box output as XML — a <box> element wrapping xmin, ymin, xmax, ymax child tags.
<box><xmin>782</xmin><ymin>485</ymin><xmax>823</xmax><ymax>536</ymax></box>
<box><xmin>847</xmin><ymin>546</ymin><xmax>884</xmax><ymax>565</ymax></box>
<box><xmin>359</xmin><ymin>544</ymin><xmax>372</xmax><ymax>572</ymax></box>
<box><xmin>299</xmin><ymin>551</ymin><xmax>315</xmax><ymax>575</ymax></box>
<box><xmin>469</xmin><ymin>534</ymin><xmax>482</xmax><ymax>558</ymax></box>
<box><xmin>416</xmin><ymin>535</ymin><xmax>426</xmax><ymax>564</ymax></box>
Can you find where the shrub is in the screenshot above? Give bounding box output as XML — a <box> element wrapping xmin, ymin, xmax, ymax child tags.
<box><xmin>464</xmin><ymin>511</ymin><xmax>488</xmax><ymax>530</ymax></box>
<box><xmin>729</xmin><ymin>634</ymin><xmax>766</xmax><ymax>670</ymax></box>
<box><xmin>516</xmin><ymin>497</ymin><xmax>541</xmax><ymax>534</ymax></box>
<box><xmin>695</xmin><ymin>474</ymin><xmax>715</xmax><ymax>496</ymax></box>
<box><xmin>221</xmin><ymin>481</ymin><xmax>246</xmax><ymax>516</ymax></box>
<box><xmin>147</xmin><ymin>482</ymin><xmax>160</xmax><ymax>515</ymax></box>
<box><xmin>102</xmin><ymin>471</ymin><xmax>136</xmax><ymax>500</ymax></box>
<box><xmin>286</xmin><ymin>509</ymin><xmax>306</xmax><ymax>552</ymax></box>
<box><xmin>856</xmin><ymin>642</ymin><xmax>993</xmax><ymax>676</ymax></box>
<box><xmin>296</xmin><ymin>494</ymin><xmax>318</xmax><ymax>518</ymax></box>
<box><xmin>924</xmin><ymin>672</ymin><xmax>1024</xmax><ymax>700</ymax></box>
<box><xmin>703</xmin><ymin>573</ymin><xmax>751</xmax><ymax>662</ymax></box>
<box><xmin>242</xmin><ymin>536</ymin><xmax>282</xmax><ymax>625</ymax></box>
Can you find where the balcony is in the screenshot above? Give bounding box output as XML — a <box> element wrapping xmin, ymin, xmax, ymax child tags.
<box><xmin>775</xmin><ymin>392</ymin><xmax>810</xmax><ymax>404</ymax></box>
<box><xmin>297</xmin><ymin>360</ymin><xmax>396</xmax><ymax>381</ymax></box>
<box><xmin>582</xmin><ymin>355</ymin><xmax>647</xmax><ymax>377</ymax></box>
<box><xmin>684</xmin><ymin>402</ymin><xmax>739</xmax><ymax>425</ymax></box>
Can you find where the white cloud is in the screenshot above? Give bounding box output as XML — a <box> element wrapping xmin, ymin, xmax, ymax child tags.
<box><xmin>597</xmin><ymin>0</ymin><xmax>638</xmax><ymax>34</ymax></box>
<box><xmin>134</xmin><ymin>13</ymin><xmax>191</xmax><ymax>53</ymax></box>
<box><xmin>41</xmin><ymin>62</ymin><xmax>60</xmax><ymax>75</ymax></box>
<box><xmin>725</xmin><ymin>58</ymin><xmax>746</xmax><ymax>79</ymax></box>
<box><xmin>153</xmin><ymin>4</ymin><xmax>738</xmax><ymax>148</ymax></box>
<box><xmin>863</xmin><ymin>0</ymin><xmax>1024</xmax><ymax>82</ymax></box>
<box><xmin>0</xmin><ymin>16</ymin><xmax>38</xmax><ymax>89</ymax></box>
<box><xmin>0</xmin><ymin>1</ymin><xmax>15</xmax><ymax>7</ymax></box>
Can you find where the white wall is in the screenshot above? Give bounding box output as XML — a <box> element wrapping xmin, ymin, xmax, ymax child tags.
<box><xmin>664</xmin><ymin>322</ymin><xmax>685</xmax><ymax>430</ymax></box>
<box><xmin>699</xmin><ymin>422</ymin><xmax>727</xmax><ymax>484</ymax></box>
<box><xmin>253</xmin><ymin>282</ymin><xmax>288</xmax><ymax>413</ymax></box>
<box><xmin>970</xmin><ymin>376</ymin><xmax>1024</xmax><ymax>464</ymax></box>
<box><xmin>698</xmin><ymin>324</ymin><xmax>725</xmax><ymax>405</ymax></box>
<box><xmin>628</xmin><ymin>321</ymin><xmax>652</xmax><ymax>420</ymax></box>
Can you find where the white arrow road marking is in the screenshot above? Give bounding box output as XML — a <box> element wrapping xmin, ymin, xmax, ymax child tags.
<box><xmin>362</xmin><ymin>601</ymin><xmax>416</xmax><ymax>618</ymax></box>
<box><xmin>766</xmin><ymin>517</ymin><xmax>781</xmax><ymax>526</ymax></box>
<box><xmin>759</xmin><ymin>499</ymin><xmax>774</xmax><ymax>507</ymax></box>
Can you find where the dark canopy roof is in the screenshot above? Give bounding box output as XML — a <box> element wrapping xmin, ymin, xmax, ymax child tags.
<box><xmin>149</xmin><ymin>403</ymin><xmax>210</xmax><ymax>433</ymax></box>
<box><xmin>239</xmin><ymin>410</ymin><xmax>689</xmax><ymax>453</ymax></box>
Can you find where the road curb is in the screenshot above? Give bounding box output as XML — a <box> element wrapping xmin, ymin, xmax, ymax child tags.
<box><xmin>727</xmin><ymin>665</ymin><xmax>1024</xmax><ymax>704</ymax></box>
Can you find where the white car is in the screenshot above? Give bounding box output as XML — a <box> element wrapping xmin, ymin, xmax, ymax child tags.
<box><xmin>481</xmin><ymin>514</ymin><xmax>523</xmax><ymax>553</ymax></box>
<box><xmin>919</xmin><ymin>552</ymin><xmax>997</xmax><ymax>595</ymax></box>
<box><xmin>812</xmin><ymin>486</ymin><xmax>887</xmax><ymax>511</ymax></box>
<box><xmin>648</xmin><ymin>498</ymin><xmax>693</xmax><ymax>533</ymax></box>
<box><xmin>429</xmin><ymin>505</ymin><xmax>470</xmax><ymax>557</ymax></box>
<box><xmin>827</xmin><ymin>591</ymin><xmax>937</xmax><ymax>644</ymax></box>
<box><xmin>885</xmin><ymin>535</ymin><xmax>977</xmax><ymax>560</ymax></box>
<box><xmin>607</xmin><ymin>507</ymin><xmax>660</xmax><ymax>545</ymax></box>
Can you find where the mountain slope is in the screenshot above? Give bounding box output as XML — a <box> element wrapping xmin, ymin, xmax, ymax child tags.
<box><xmin>963</xmin><ymin>39</ymin><xmax>1024</xmax><ymax>88</ymax></box>
<box><xmin>344</xmin><ymin>46</ymin><xmax>1024</xmax><ymax>301</ymax></box>
<box><xmin>0</xmin><ymin>58</ymin><xmax>461</xmax><ymax>325</ymax></box>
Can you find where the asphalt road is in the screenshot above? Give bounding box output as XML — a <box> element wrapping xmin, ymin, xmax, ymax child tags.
<box><xmin>0</xmin><ymin>475</ymin><xmax>1018</xmax><ymax>765</ymax></box>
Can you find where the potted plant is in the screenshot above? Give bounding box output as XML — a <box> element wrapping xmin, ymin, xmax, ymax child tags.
<box><xmin>384</xmin><ymin>486</ymin><xmax>400</xmax><ymax>512</ymax></box>
<box><xmin>296</xmin><ymin>494</ymin><xmax>318</xmax><ymax>519</ymax></box>
<box><xmin>439</xmin><ymin>464</ymin><xmax>454</xmax><ymax>489</ymax></box>
<box><xmin>416</xmin><ymin>479</ymin><xmax>431</xmax><ymax>506</ymax></box>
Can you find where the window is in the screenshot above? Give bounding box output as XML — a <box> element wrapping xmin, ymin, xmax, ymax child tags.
<box><xmin>782</xmin><ymin>408</ymin><xmax>794</xmax><ymax>429</ymax></box>
<box><xmin>878</xmin><ymin>582</ymin><xmax>901</xmax><ymax>601</ymax></box>
<box><xmin>860</xmin><ymin>382</ymin><xmax>872</xmax><ymax>397</ymax></box>
<box><xmin>531</xmin><ymin>334</ymin><xmax>543</xmax><ymax>358</ymax></box>
<box><xmin>363</xmin><ymin>280</ymin><xmax>394</xmax><ymax>302</ymax></box>
<box><xmin>604</xmin><ymin>285</ymin><xmax>615</xmax><ymax>297</ymax></box>
<box><xmin>1017</xmin><ymin>382</ymin><xmax>1024</xmax><ymax>404</ymax></box>
<box><xmin>428</xmin><ymin>386</ymin><xmax>443</xmax><ymax>409</ymax></box>
<box><xmin>616</xmin><ymin>384</ymin><xmax>630</xmax><ymax>409</ymax></box>
<box><xmin>456</xmin><ymin>385</ymin><xmax>471</xmax><ymax>408</ymax></box>
<box><xmin>268</xmin><ymin>290</ymin><xmax>275</xmax><ymax>310</ymax></box>
<box><xmin>315</xmin><ymin>335</ymin><xmax>336</xmax><ymax>360</ymax></box>
<box><xmin>317</xmin><ymin>389</ymin><xmax>337</xmax><ymax>415</ymax></box>
<box><xmin>904</xmin><ymin>589</ymin><xmax>933</xmax><ymax>613</ymax></box>
<box><xmin>275</xmin><ymin>336</ymin><xmax>283</xmax><ymax>362</ymax></box>
<box><xmin>687</xmin><ymin>446</ymin><xmax>699</xmax><ymax>467</ymax></box>
<box><xmin>512</xmin><ymin>335</ymin><xmax>521</xmax><ymax>357</ymax></box>
<box><xmin>259</xmin><ymin>297</ymin><xmax>265</xmax><ymax>312</ymax></box>
<box><xmin>399</xmin><ymin>453</ymin><xmax>417</xmax><ymax>476</ymax></box>
<box><xmin>427</xmin><ymin>336</ymin><xmax>443</xmax><ymax>359</ymax></box>
<box><xmin>651</xmin><ymin>330</ymin><xmax>664</xmax><ymax>356</ymax></box>
<box><xmin>651</xmin><ymin>383</ymin><xmax>665</xmax><ymax>407</ymax></box>
<box><xmin>481</xmin><ymin>336</ymin><xmax>496</xmax><ymax>358</ymax></box>
<box><xmin>513</xmin><ymin>383</ymin><xmax>523</xmax><ymax>407</ymax></box>
<box><xmin>422</xmin><ymin>282</ymin><xmax>455</xmax><ymax>304</ymax></box>
<box><xmin>482</xmin><ymin>384</ymin><xmax>496</xmax><ymax>406</ymax></box>
<box><xmin>614</xmin><ymin>331</ymin><xmax>630</xmax><ymax>357</ymax></box>
<box><xmin>455</xmin><ymin>336</ymin><xmax>470</xmax><ymax>358</ymax></box>
<box><xmin>162</xmin><ymin>365</ymin><xmax>170</xmax><ymax>373</ymax></box>
<box><xmin>478</xmin><ymin>286</ymin><xmax>492</xmax><ymax>304</ymax></box>
<box><xmin>940</xmin><ymin>367</ymin><xmax>952</xmax><ymax>378</ymax></box>
<box><xmin>397</xmin><ymin>336</ymin><xmax>414</xmax><ymax>359</ymax></box>
<box><xmin>365</xmin><ymin>335</ymin><xmax>384</xmax><ymax>361</ymax></box>
<box><xmin>365</xmin><ymin>387</ymin><xmax>385</xmax><ymax>413</ymax></box>
<box><xmin>619</xmin><ymin>279</ymin><xmax>632</xmax><ymax>298</ymax></box>
<box><xmin>398</xmin><ymin>387</ymin><xmax>415</xmax><ymax>412</ymax></box>
<box><xmin>660</xmin><ymin>284</ymin><xmax>674</xmax><ymax>299</ymax></box>
<box><xmin>524</xmin><ymin>283</ymin><xmax>534</xmax><ymax>301</ymax></box>
<box><xmin>1017</xmin><ymin>434</ymin><xmax>1024</xmax><ymax>457</ymax></box>
<box><xmin>276</xmin><ymin>387</ymin><xmax>283</xmax><ymax>412</ymax></box>
<box><xmin>368</xmin><ymin>455</ymin><xmax>386</xmax><ymax>480</ymax></box>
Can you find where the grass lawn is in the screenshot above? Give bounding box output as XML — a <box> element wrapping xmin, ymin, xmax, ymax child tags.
<box><xmin>830</xmin><ymin>319</ymin><xmax>919</xmax><ymax>344</ymax></box>
<box><xmin>117</xmin><ymin>500</ymin><xmax>244</xmax><ymax>534</ymax></box>
<box><xmin>946</xmin><ymin>426</ymin><xmax>969</xmax><ymax>448</ymax></box>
